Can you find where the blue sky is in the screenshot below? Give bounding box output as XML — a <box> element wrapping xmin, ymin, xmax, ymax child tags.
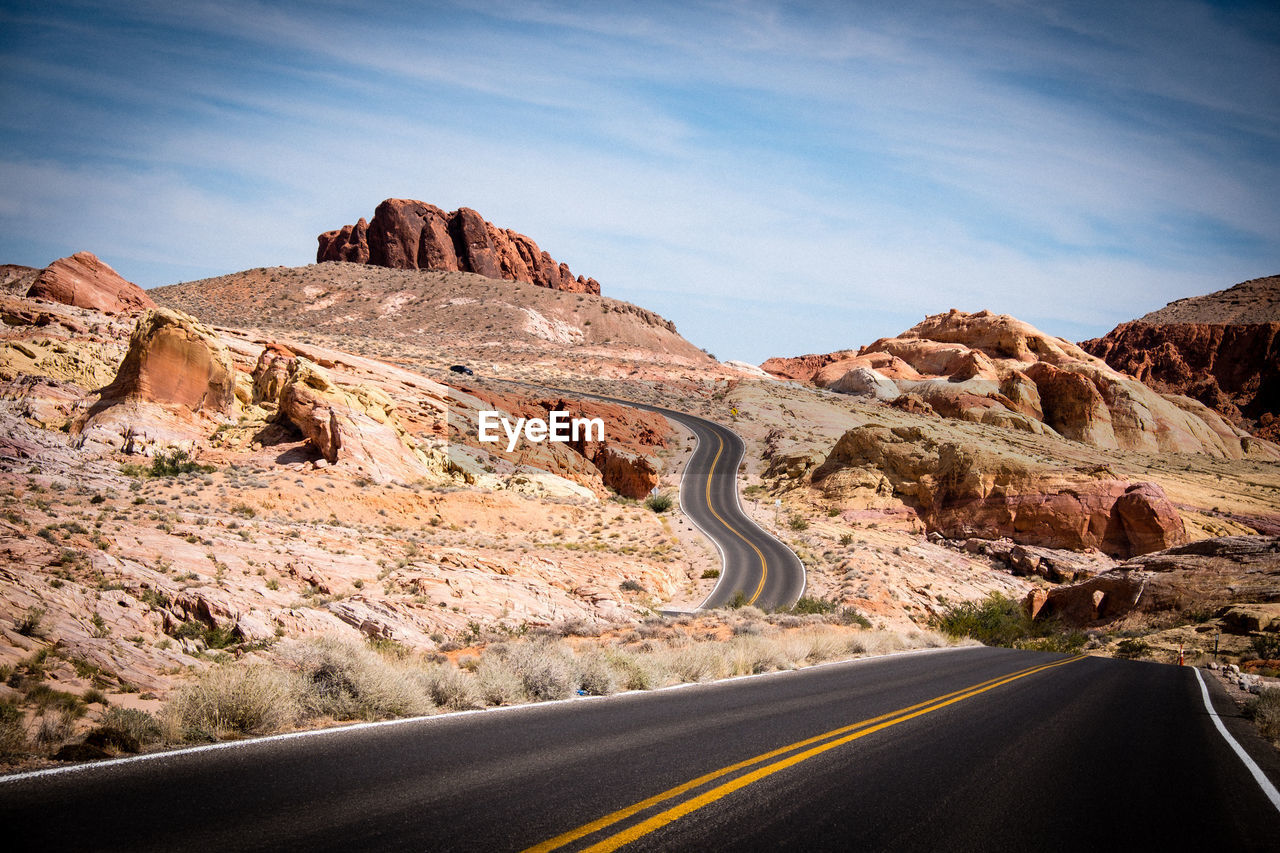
<box><xmin>2</xmin><ymin>1</ymin><xmax>1277</xmax><ymax>363</ymax></box>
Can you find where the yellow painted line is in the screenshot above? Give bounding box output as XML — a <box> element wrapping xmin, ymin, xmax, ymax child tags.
<box><xmin>701</xmin><ymin>431</ymin><xmax>770</xmax><ymax>604</ymax></box>
<box><xmin>523</xmin><ymin>656</ymin><xmax>1080</xmax><ymax>853</ymax></box>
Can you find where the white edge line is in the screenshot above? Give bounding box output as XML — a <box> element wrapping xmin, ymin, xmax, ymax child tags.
<box><xmin>0</xmin><ymin>644</ymin><xmax>981</xmax><ymax>785</ymax></box>
<box><xmin>1193</xmin><ymin>667</ymin><xmax>1280</xmax><ymax>814</ymax></box>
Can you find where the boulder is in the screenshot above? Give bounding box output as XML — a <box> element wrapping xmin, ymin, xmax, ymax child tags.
<box><xmin>27</xmin><ymin>252</ymin><xmax>155</xmax><ymax>315</ymax></box>
<box><xmin>827</xmin><ymin>366</ymin><xmax>900</xmax><ymax>401</ymax></box>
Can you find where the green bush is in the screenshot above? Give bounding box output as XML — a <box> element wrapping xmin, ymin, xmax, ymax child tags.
<box><xmin>149</xmin><ymin>449</ymin><xmax>213</xmax><ymax>477</ymax></box>
<box><xmin>1252</xmin><ymin>634</ymin><xmax>1280</xmax><ymax>660</ymax></box>
<box><xmin>1113</xmin><ymin>638</ymin><xmax>1150</xmax><ymax>659</ymax></box>
<box><xmin>170</xmin><ymin>665</ymin><xmax>299</xmax><ymax>738</ymax></box>
<box><xmin>933</xmin><ymin>593</ymin><xmax>1031</xmax><ymax>648</ymax></box>
<box><xmin>788</xmin><ymin>596</ymin><xmax>839</xmax><ymax>615</ymax></box>
<box><xmin>15</xmin><ymin>606</ymin><xmax>46</xmax><ymax>637</ymax></box>
<box><xmin>701</xmin><ymin>568</ymin><xmax>721</xmax><ymax>579</ymax></box>
<box><xmin>101</xmin><ymin>706</ymin><xmax>163</xmax><ymax>746</ymax></box>
<box><xmin>644</xmin><ymin>492</ymin><xmax>674</xmax><ymax>513</ymax></box>
<box><xmin>788</xmin><ymin>515</ymin><xmax>809</xmax><ymax>531</ymax></box>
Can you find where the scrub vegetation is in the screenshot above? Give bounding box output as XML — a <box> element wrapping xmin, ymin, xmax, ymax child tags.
<box><xmin>933</xmin><ymin>592</ymin><xmax>1086</xmax><ymax>654</ymax></box>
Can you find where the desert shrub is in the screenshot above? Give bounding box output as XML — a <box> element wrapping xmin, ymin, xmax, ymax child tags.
<box><xmin>788</xmin><ymin>596</ymin><xmax>838</xmax><ymax>616</ymax></box>
<box><xmin>934</xmin><ymin>593</ymin><xmax>1032</xmax><ymax>648</ymax></box>
<box><xmin>15</xmin><ymin>605</ymin><xmax>46</xmax><ymax>637</ymax></box>
<box><xmin>665</xmin><ymin>643</ymin><xmax>728</xmax><ymax>683</ymax></box>
<box><xmin>172</xmin><ymin>620</ymin><xmax>239</xmax><ymax>650</ymax></box>
<box><xmin>473</xmin><ymin>658</ymin><xmax>528</xmax><ymax>706</ymax></box>
<box><xmin>788</xmin><ymin>515</ymin><xmax>809</xmax><ymax>531</ymax></box>
<box><xmin>422</xmin><ymin>663</ymin><xmax>480</xmax><ymax>711</ymax></box>
<box><xmin>701</xmin><ymin>568</ymin><xmax>721</xmax><ymax>579</ymax></box>
<box><xmin>169</xmin><ymin>665</ymin><xmax>299</xmax><ymax>739</ymax></box>
<box><xmin>101</xmin><ymin>706</ymin><xmax>163</xmax><ymax>746</ymax></box>
<box><xmin>0</xmin><ymin>700</ymin><xmax>26</xmax><ymax>759</ymax></box>
<box><xmin>35</xmin><ymin>708</ymin><xmax>78</xmax><ymax>749</ymax></box>
<box><xmin>1244</xmin><ymin>690</ymin><xmax>1280</xmax><ymax>744</ymax></box>
<box><xmin>149</xmin><ymin>449</ymin><xmax>212</xmax><ymax>477</ymax></box>
<box><xmin>282</xmin><ymin>636</ymin><xmax>432</xmax><ymax>721</ymax></box>
<box><xmin>1113</xmin><ymin>638</ymin><xmax>1150</xmax><ymax>660</ymax></box>
<box><xmin>1019</xmin><ymin>631</ymin><xmax>1087</xmax><ymax>655</ymax></box>
<box><xmin>644</xmin><ymin>492</ymin><xmax>674</xmax><ymax>513</ymax></box>
<box><xmin>1252</xmin><ymin>634</ymin><xmax>1280</xmax><ymax>661</ymax></box>
<box><xmin>840</xmin><ymin>608</ymin><xmax>872</xmax><ymax>629</ymax></box>
<box><xmin>575</xmin><ymin>650</ymin><xmax>618</xmax><ymax>696</ymax></box>
<box><xmin>606</xmin><ymin>648</ymin><xmax>662</xmax><ymax>691</ymax></box>
<box><xmin>727</xmin><ymin>636</ymin><xmax>791</xmax><ymax>675</ymax></box>
<box><xmin>784</xmin><ymin>627</ymin><xmax>850</xmax><ymax>664</ymax></box>
<box><xmin>619</xmin><ymin>579</ymin><xmax>645</xmax><ymax>593</ymax></box>
<box><xmin>500</xmin><ymin>640</ymin><xmax>577</xmax><ymax>701</ymax></box>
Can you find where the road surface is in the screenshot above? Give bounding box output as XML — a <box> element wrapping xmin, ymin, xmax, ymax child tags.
<box><xmin>6</xmin><ymin>648</ymin><xmax>1279</xmax><ymax>851</ymax></box>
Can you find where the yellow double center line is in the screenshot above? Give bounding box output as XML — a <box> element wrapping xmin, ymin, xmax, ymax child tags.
<box><xmin>702</xmin><ymin>431</ymin><xmax>769</xmax><ymax>604</ymax></box>
<box><xmin>523</xmin><ymin>655</ymin><xmax>1085</xmax><ymax>852</ymax></box>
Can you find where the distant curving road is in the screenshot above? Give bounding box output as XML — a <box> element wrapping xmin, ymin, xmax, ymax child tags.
<box><xmin>6</xmin><ymin>650</ymin><xmax>1280</xmax><ymax>851</ymax></box>
<box><xmin>539</xmin><ymin>388</ymin><xmax>806</xmax><ymax>610</ymax></box>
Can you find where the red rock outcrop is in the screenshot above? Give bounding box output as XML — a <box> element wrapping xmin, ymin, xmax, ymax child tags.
<box><xmin>27</xmin><ymin>252</ymin><xmax>155</xmax><ymax>315</ymax></box>
<box><xmin>812</xmin><ymin>423</ymin><xmax>1187</xmax><ymax>557</ymax></box>
<box><xmin>1081</xmin><ymin>321</ymin><xmax>1279</xmax><ymax>425</ymax></box>
<box><xmin>765</xmin><ymin>309</ymin><xmax>1277</xmax><ymax>460</ymax></box>
<box><xmin>318</xmin><ymin>199</ymin><xmax>601</xmax><ymax>295</ymax></box>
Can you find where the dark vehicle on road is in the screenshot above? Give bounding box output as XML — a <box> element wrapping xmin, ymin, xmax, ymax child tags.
<box><xmin>448</xmin><ymin>365</ymin><xmax>474</xmax><ymax>376</ymax></box>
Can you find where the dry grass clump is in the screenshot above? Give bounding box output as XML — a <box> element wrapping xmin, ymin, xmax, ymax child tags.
<box><xmin>150</xmin><ymin>619</ymin><xmax>960</xmax><ymax>750</ymax></box>
<box><xmin>0</xmin><ymin>700</ymin><xmax>28</xmax><ymax>760</ymax></box>
<box><xmin>168</xmin><ymin>664</ymin><xmax>300</xmax><ymax>739</ymax></box>
<box><xmin>281</xmin><ymin>635</ymin><xmax>434</xmax><ymax>721</ymax></box>
<box><xmin>1245</xmin><ymin>689</ymin><xmax>1280</xmax><ymax>744</ymax></box>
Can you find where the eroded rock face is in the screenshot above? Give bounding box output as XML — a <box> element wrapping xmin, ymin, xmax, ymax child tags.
<box><xmin>318</xmin><ymin>199</ymin><xmax>601</xmax><ymax>294</ymax></box>
<box><xmin>765</xmin><ymin>309</ymin><xmax>1277</xmax><ymax>460</ymax></box>
<box><xmin>812</xmin><ymin>423</ymin><xmax>1186</xmax><ymax>556</ymax></box>
<box><xmin>27</xmin><ymin>252</ymin><xmax>156</xmax><ymax>315</ymax></box>
<box><xmin>98</xmin><ymin>309</ymin><xmax>236</xmax><ymax>414</ymax></box>
<box><xmin>258</xmin><ymin>351</ymin><xmax>437</xmax><ymax>485</ymax></box>
<box><xmin>1032</xmin><ymin>536</ymin><xmax>1280</xmax><ymax>626</ymax></box>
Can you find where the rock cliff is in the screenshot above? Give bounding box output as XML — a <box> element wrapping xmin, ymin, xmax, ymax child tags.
<box><xmin>318</xmin><ymin>199</ymin><xmax>601</xmax><ymax>294</ymax></box>
<box><xmin>1080</xmin><ymin>276</ymin><xmax>1279</xmax><ymax>435</ymax></box>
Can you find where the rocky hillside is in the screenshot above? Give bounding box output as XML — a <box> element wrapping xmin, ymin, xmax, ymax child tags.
<box><xmin>151</xmin><ymin>263</ymin><xmax>712</xmax><ymax>380</ymax></box>
<box><xmin>1082</xmin><ymin>275</ymin><xmax>1279</xmax><ymax>438</ymax></box>
<box><xmin>318</xmin><ymin>198</ymin><xmax>600</xmax><ymax>294</ymax></box>
<box><xmin>762</xmin><ymin>308</ymin><xmax>1275</xmax><ymax>461</ymax></box>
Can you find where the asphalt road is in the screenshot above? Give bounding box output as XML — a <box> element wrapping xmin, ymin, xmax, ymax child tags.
<box><xmin>539</xmin><ymin>388</ymin><xmax>807</xmax><ymax>610</ymax></box>
<box><xmin>7</xmin><ymin>649</ymin><xmax>1279</xmax><ymax>851</ymax></box>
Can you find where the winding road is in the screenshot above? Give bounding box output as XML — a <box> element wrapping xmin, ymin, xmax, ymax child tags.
<box><xmin>534</xmin><ymin>388</ymin><xmax>806</xmax><ymax>610</ymax></box>
<box><xmin>6</xmin><ymin>649</ymin><xmax>1279</xmax><ymax>851</ymax></box>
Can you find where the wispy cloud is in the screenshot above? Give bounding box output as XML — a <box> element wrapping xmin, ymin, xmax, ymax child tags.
<box><xmin>1</xmin><ymin>0</ymin><xmax>1276</xmax><ymax>362</ymax></box>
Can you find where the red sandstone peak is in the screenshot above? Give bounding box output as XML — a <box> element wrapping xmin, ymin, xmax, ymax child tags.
<box><xmin>318</xmin><ymin>199</ymin><xmax>601</xmax><ymax>295</ymax></box>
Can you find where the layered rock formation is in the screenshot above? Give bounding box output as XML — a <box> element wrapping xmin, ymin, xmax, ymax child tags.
<box><xmin>1081</xmin><ymin>276</ymin><xmax>1279</xmax><ymax>434</ymax></box>
<box><xmin>1030</xmin><ymin>536</ymin><xmax>1280</xmax><ymax>625</ymax></box>
<box><xmin>812</xmin><ymin>423</ymin><xmax>1187</xmax><ymax>557</ymax></box>
<box><xmin>27</xmin><ymin>252</ymin><xmax>155</xmax><ymax>315</ymax></box>
<box><xmin>764</xmin><ymin>309</ymin><xmax>1275</xmax><ymax>460</ymax></box>
<box><xmin>251</xmin><ymin>348</ymin><xmax>439</xmax><ymax>485</ymax></box>
<box><xmin>318</xmin><ymin>199</ymin><xmax>601</xmax><ymax>294</ymax></box>
<box><xmin>76</xmin><ymin>308</ymin><xmax>237</xmax><ymax>450</ymax></box>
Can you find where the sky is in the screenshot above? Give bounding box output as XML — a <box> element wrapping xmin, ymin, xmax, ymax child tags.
<box><xmin>1</xmin><ymin>1</ymin><xmax>1277</xmax><ymax>364</ymax></box>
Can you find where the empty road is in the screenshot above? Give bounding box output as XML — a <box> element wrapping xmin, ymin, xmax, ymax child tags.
<box><xmin>6</xmin><ymin>649</ymin><xmax>1279</xmax><ymax>851</ymax></box>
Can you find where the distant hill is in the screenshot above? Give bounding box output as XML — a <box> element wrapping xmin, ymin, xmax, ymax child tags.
<box><xmin>150</xmin><ymin>263</ymin><xmax>711</xmax><ymax>370</ymax></box>
<box><xmin>1137</xmin><ymin>275</ymin><xmax>1280</xmax><ymax>325</ymax></box>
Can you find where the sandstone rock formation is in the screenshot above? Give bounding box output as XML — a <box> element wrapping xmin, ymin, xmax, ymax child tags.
<box><xmin>318</xmin><ymin>199</ymin><xmax>601</xmax><ymax>294</ymax></box>
<box><xmin>1031</xmin><ymin>536</ymin><xmax>1280</xmax><ymax>625</ymax></box>
<box><xmin>765</xmin><ymin>308</ymin><xmax>1275</xmax><ymax>460</ymax></box>
<box><xmin>812</xmin><ymin>423</ymin><xmax>1187</xmax><ymax>557</ymax></box>
<box><xmin>27</xmin><ymin>252</ymin><xmax>155</xmax><ymax>315</ymax></box>
<box><xmin>253</xmin><ymin>349</ymin><xmax>438</xmax><ymax>485</ymax></box>
<box><xmin>77</xmin><ymin>308</ymin><xmax>237</xmax><ymax>450</ymax></box>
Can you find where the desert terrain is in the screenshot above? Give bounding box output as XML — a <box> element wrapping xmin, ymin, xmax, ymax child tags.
<box><xmin>1</xmin><ymin>206</ymin><xmax>1277</xmax><ymax>766</ymax></box>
